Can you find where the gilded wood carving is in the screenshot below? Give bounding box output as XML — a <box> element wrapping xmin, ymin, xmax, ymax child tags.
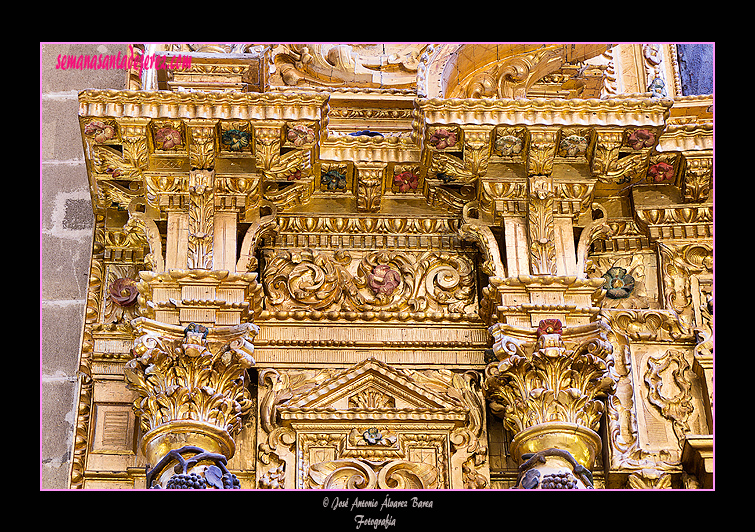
<box><xmin>68</xmin><ymin>43</ymin><xmax>713</xmax><ymax>490</ymax></box>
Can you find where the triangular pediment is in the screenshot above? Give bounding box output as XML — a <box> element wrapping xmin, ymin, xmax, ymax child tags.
<box><xmin>281</xmin><ymin>357</ymin><xmax>459</xmax><ymax>412</ymax></box>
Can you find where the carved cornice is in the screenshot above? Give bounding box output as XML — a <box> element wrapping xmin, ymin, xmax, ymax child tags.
<box><xmin>656</xmin><ymin>123</ymin><xmax>713</xmax><ymax>153</ymax></box>
<box><xmin>483</xmin><ymin>275</ymin><xmax>604</xmax><ymax>327</ymax></box>
<box><xmin>137</xmin><ymin>268</ymin><xmax>263</xmax><ymax>325</ymax></box>
<box><xmin>416</xmin><ymin>97</ymin><xmax>672</xmax><ymax>128</ymax></box>
<box><xmin>320</xmin><ymin>134</ymin><xmax>421</xmax><ymax>164</ymax></box>
<box><xmin>635</xmin><ymin>202</ymin><xmax>713</xmax><ymax>241</ymax></box>
<box><xmin>79</xmin><ymin>89</ymin><xmax>329</xmax><ymax>121</ymax></box>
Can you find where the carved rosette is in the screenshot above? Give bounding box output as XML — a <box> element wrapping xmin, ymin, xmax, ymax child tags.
<box><xmin>483</xmin><ymin>319</ymin><xmax>616</xmax><ymax>470</ymax></box>
<box><xmin>124</xmin><ymin>317</ymin><xmax>258</xmax><ymax>466</ymax></box>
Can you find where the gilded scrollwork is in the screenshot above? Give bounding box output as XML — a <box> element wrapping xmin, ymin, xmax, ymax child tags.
<box><xmin>427</xmin><ymin>126</ymin><xmax>492</xmax><ymax>185</ymax></box>
<box><xmin>69</xmin><ymin>51</ymin><xmax>714</xmax><ymax>490</ymax></box>
<box><xmin>262</xmin><ymin>248</ymin><xmax>477</xmax><ymax>317</ymax></box>
<box><xmin>644</xmin><ymin>349</ymin><xmax>695</xmax><ymax>446</ymax></box>
<box><xmin>255</xmin><ymin>124</ymin><xmax>313</xmax><ymax>182</ymax></box>
<box><xmin>305</xmin><ymin>457</ymin><xmax>441</xmax><ymax>490</ymax></box>
<box><xmin>264</xmin><ymin>248</ymin><xmax>355</xmax><ymax>311</ymax></box>
<box><xmin>658</xmin><ymin>242</ymin><xmax>712</xmax><ymax>326</ymax></box>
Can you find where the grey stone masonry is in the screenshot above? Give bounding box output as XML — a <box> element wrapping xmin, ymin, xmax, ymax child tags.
<box><xmin>40</xmin><ymin>43</ymin><xmax>127</xmax><ymax>489</ymax></box>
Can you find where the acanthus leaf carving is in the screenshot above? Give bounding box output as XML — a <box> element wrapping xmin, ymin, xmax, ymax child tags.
<box><xmin>527</xmin><ymin>175</ymin><xmax>557</xmax><ymax>275</ymax></box>
<box><xmin>187</xmin><ymin>170</ymin><xmax>215</xmax><ymax>270</ymax></box>
<box><xmin>262</xmin><ymin>248</ymin><xmax>477</xmax><ymax>317</ymax></box>
<box><xmin>484</xmin><ymin>320</ymin><xmax>616</xmax><ymax>435</ymax></box>
<box><xmin>124</xmin><ymin>319</ymin><xmax>257</xmax><ymax>437</ymax></box>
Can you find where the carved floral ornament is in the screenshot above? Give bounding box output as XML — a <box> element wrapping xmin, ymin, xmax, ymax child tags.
<box><xmin>153</xmin><ymin>123</ymin><xmax>184</xmax><ymax>151</ymax></box>
<box><xmin>83</xmin><ymin>119</ymin><xmax>117</xmax><ymax>143</ymax></box>
<box><xmin>109</xmin><ymin>277</ymin><xmax>139</xmax><ymax>307</ymax></box>
<box><xmin>393</xmin><ymin>170</ymin><xmax>419</xmax><ymax>192</ymax></box>
<box><xmin>221</xmin><ymin>128</ymin><xmax>250</xmax><ymax>152</ymax></box>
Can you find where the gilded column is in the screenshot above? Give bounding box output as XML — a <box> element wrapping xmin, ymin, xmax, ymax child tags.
<box><xmin>483</xmin><ymin>318</ymin><xmax>616</xmax><ymax>489</ymax></box>
<box><xmin>124</xmin><ymin>318</ymin><xmax>258</xmax><ymax>488</ymax></box>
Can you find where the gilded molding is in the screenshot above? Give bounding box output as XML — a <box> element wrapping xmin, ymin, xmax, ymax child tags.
<box><xmin>79</xmin><ymin>89</ymin><xmax>329</xmax><ymax>121</ymax></box>
<box><xmin>416</xmin><ymin>97</ymin><xmax>673</xmax><ymax>128</ymax></box>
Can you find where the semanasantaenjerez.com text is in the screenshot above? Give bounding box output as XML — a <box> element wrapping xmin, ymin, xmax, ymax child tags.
<box><xmin>55</xmin><ymin>45</ymin><xmax>191</xmax><ymax>76</ymax></box>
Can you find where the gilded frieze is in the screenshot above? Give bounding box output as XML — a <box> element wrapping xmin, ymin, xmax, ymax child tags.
<box><xmin>262</xmin><ymin>248</ymin><xmax>477</xmax><ymax>319</ymax></box>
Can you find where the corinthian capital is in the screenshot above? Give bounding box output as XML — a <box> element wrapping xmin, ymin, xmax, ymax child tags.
<box><xmin>124</xmin><ymin>318</ymin><xmax>258</xmax><ymax>464</ymax></box>
<box><xmin>483</xmin><ymin>319</ymin><xmax>615</xmax><ymax>469</ymax></box>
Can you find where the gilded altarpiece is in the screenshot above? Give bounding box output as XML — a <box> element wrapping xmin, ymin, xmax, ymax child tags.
<box><xmin>68</xmin><ymin>43</ymin><xmax>713</xmax><ymax>490</ymax></box>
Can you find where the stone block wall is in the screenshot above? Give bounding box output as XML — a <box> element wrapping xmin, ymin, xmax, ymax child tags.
<box><xmin>40</xmin><ymin>43</ymin><xmax>126</xmax><ymax>489</ymax></box>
